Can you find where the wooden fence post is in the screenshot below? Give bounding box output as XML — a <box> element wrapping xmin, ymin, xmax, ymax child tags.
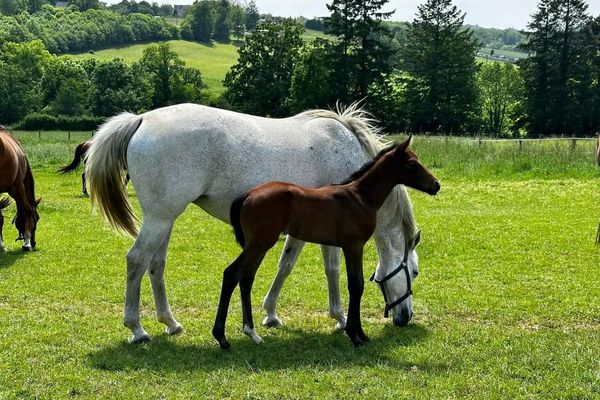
<box><xmin>571</xmin><ymin>138</ymin><xmax>576</xmax><ymax>150</ymax></box>
<box><xmin>68</xmin><ymin>131</ymin><xmax>71</xmax><ymax>141</ymax></box>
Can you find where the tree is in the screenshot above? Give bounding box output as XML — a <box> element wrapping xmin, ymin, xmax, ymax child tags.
<box><xmin>230</xmin><ymin>4</ymin><xmax>246</xmax><ymax>40</ymax></box>
<box><xmin>403</xmin><ymin>0</ymin><xmax>480</xmax><ymax>133</ymax></box>
<box><xmin>224</xmin><ymin>20</ymin><xmax>304</xmax><ymax>116</ymax></box>
<box><xmin>53</xmin><ymin>78</ymin><xmax>87</xmax><ymax>115</ymax></box>
<box><xmin>478</xmin><ymin>62</ymin><xmax>524</xmax><ymax>136</ymax></box>
<box><xmin>139</xmin><ymin>42</ymin><xmax>205</xmax><ymax>107</ymax></box>
<box><xmin>187</xmin><ymin>0</ymin><xmax>215</xmax><ymax>42</ymax></box>
<box><xmin>67</xmin><ymin>0</ymin><xmax>101</xmax><ymax>12</ymax></box>
<box><xmin>244</xmin><ymin>0</ymin><xmax>259</xmax><ymax>31</ymax></box>
<box><xmin>324</xmin><ymin>0</ymin><xmax>396</xmax><ymax>100</ymax></box>
<box><xmin>520</xmin><ymin>0</ymin><xmax>594</xmax><ymax>136</ymax></box>
<box><xmin>287</xmin><ymin>37</ymin><xmax>340</xmax><ymax>112</ymax></box>
<box><xmin>213</xmin><ymin>0</ymin><xmax>230</xmax><ymax>42</ymax></box>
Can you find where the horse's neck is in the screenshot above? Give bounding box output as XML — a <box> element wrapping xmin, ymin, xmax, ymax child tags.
<box><xmin>352</xmin><ymin>154</ymin><xmax>398</xmax><ymax>210</ymax></box>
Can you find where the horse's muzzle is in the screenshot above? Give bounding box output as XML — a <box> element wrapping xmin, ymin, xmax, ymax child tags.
<box><xmin>428</xmin><ymin>181</ymin><xmax>441</xmax><ymax>195</ymax></box>
<box><xmin>393</xmin><ymin>309</ymin><xmax>413</xmax><ymax>327</ymax></box>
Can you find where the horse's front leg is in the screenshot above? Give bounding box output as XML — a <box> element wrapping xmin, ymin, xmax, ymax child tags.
<box><xmin>342</xmin><ymin>245</ymin><xmax>368</xmax><ymax>346</ymax></box>
<box><xmin>321</xmin><ymin>245</ymin><xmax>346</xmax><ymax>330</ymax></box>
<box><xmin>262</xmin><ymin>235</ymin><xmax>305</xmax><ymax>327</ymax></box>
<box><xmin>148</xmin><ymin>227</ymin><xmax>183</xmax><ymax>336</ymax></box>
<box><xmin>124</xmin><ymin>217</ymin><xmax>173</xmax><ymax>343</ymax></box>
<box><xmin>81</xmin><ymin>172</ymin><xmax>88</xmax><ymax>196</ymax></box>
<box><xmin>0</xmin><ymin>210</ymin><xmax>5</xmax><ymax>252</ymax></box>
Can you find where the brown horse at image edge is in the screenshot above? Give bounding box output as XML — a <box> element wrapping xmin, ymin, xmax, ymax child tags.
<box><xmin>0</xmin><ymin>126</ymin><xmax>41</xmax><ymax>252</ymax></box>
<box><xmin>213</xmin><ymin>135</ymin><xmax>440</xmax><ymax>348</ymax></box>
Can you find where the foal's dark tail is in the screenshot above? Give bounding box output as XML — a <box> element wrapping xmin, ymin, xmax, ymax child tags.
<box><xmin>0</xmin><ymin>197</ymin><xmax>11</xmax><ymax>211</ymax></box>
<box><xmin>58</xmin><ymin>141</ymin><xmax>88</xmax><ymax>174</ymax></box>
<box><xmin>230</xmin><ymin>194</ymin><xmax>248</xmax><ymax>248</ymax></box>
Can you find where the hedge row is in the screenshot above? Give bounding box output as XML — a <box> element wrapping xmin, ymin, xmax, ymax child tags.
<box><xmin>13</xmin><ymin>113</ymin><xmax>106</xmax><ymax>131</ymax></box>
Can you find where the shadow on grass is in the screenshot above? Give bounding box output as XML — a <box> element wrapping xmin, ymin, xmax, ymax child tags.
<box><xmin>87</xmin><ymin>323</ymin><xmax>437</xmax><ymax>372</ymax></box>
<box><xmin>0</xmin><ymin>247</ymin><xmax>28</xmax><ymax>268</ymax></box>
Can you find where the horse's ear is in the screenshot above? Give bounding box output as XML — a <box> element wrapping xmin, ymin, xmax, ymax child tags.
<box><xmin>411</xmin><ymin>229</ymin><xmax>421</xmax><ymax>249</ymax></box>
<box><xmin>35</xmin><ymin>198</ymin><xmax>42</xmax><ymax>205</ymax></box>
<box><xmin>396</xmin><ymin>134</ymin><xmax>413</xmax><ymax>154</ymax></box>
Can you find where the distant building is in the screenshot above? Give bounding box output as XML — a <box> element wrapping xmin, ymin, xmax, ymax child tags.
<box><xmin>173</xmin><ymin>5</ymin><xmax>190</xmax><ymax>18</ymax></box>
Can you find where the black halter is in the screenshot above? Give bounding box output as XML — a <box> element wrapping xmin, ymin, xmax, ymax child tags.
<box><xmin>369</xmin><ymin>235</ymin><xmax>415</xmax><ymax>318</ymax></box>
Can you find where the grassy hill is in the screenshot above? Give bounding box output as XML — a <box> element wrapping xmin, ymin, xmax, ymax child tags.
<box><xmin>70</xmin><ymin>40</ymin><xmax>240</xmax><ymax>98</ymax></box>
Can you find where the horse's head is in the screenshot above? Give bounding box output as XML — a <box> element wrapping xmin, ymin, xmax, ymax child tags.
<box><xmin>14</xmin><ymin>198</ymin><xmax>41</xmax><ymax>251</ymax></box>
<box><xmin>392</xmin><ymin>135</ymin><xmax>440</xmax><ymax>195</ymax></box>
<box><xmin>372</xmin><ymin>230</ymin><xmax>421</xmax><ymax>327</ymax></box>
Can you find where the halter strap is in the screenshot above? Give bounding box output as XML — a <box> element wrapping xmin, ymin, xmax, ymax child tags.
<box><xmin>369</xmin><ymin>236</ymin><xmax>414</xmax><ymax>318</ymax></box>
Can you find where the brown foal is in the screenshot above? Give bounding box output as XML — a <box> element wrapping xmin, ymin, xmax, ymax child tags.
<box><xmin>0</xmin><ymin>127</ymin><xmax>40</xmax><ymax>251</ymax></box>
<box><xmin>213</xmin><ymin>135</ymin><xmax>440</xmax><ymax>348</ymax></box>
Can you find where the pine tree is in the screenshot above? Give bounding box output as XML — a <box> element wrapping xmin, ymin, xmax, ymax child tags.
<box><xmin>214</xmin><ymin>0</ymin><xmax>231</xmax><ymax>42</ymax></box>
<box><xmin>520</xmin><ymin>0</ymin><xmax>594</xmax><ymax>136</ymax></box>
<box><xmin>403</xmin><ymin>0</ymin><xmax>480</xmax><ymax>133</ymax></box>
<box><xmin>324</xmin><ymin>0</ymin><xmax>395</xmax><ymax>100</ymax></box>
<box><xmin>244</xmin><ymin>0</ymin><xmax>260</xmax><ymax>31</ymax></box>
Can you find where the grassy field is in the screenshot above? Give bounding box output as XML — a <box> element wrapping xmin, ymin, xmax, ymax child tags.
<box><xmin>69</xmin><ymin>40</ymin><xmax>240</xmax><ymax>98</ymax></box>
<box><xmin>1</xmin><ymin>132</ymin><xmax>599</xmax><ymax>398</ymax></box>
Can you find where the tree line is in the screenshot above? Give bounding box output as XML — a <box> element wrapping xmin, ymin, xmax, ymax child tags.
<box><xmin>223</xmin><ymin>0</ymin><xmax>600</xmax><ymax>137</ymax></box>
<box><xmin>0</xmin><ymin>40</ymin><xmax>205</xmax><ymax>127</ymax></box>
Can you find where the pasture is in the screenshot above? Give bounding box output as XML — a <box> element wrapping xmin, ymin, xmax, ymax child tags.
<box><xmin>1</xmin><ymin>131</ymin><xmax>599</xmax><ymax>398</ymax></box>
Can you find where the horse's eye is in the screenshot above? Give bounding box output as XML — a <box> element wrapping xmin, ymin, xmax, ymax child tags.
<box><xmin>406</xmin><ymin>160</ymin><xmax>417</xmax><ymax>169</ymax></box>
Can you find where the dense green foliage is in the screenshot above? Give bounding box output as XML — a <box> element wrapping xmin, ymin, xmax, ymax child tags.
<box><xmin>0</xmin><ymin>40</ymin><xmax>205</xmax><ymax>125</ymax></box>
<box><xmin>182</xmin><ymin>0</ymin><xmax>250</xmax><ymax>43</ymax></box>
<box><xmin>0</xmin><ymin>6</ymin><xmax>179</xmax><ymax>53</ymax></box>
<box><xmin>224</xmin><ymin>20</ymin><xmax>304</xmax><ymax>116</ymax></box>
<box><xmin>403</xmin><ymin>0</ymin><xmax>480</xmax><ymax>133</ymax></box>
<box><xmin>0</xmin><ymin>134</ymin><xmax>598</xmax><ymax>398</ymax></box>
<box><xmin>519</xmin><ymin>0</ymin><xmax>600</xmax><ymax>136</ymax></box>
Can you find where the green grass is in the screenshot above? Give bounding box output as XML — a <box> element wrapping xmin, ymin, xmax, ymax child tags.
<box><xmin>69</xmin><ymin>40</ymin><xmax>240</xmax><ymax>98</ymax></box>
<box><xmin>1</xmin><ymin>132</ymin><xmax>599</xmax><ymax>398</ymax></box>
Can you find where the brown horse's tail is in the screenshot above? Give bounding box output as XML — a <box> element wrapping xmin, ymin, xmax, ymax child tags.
<box><xmin>0</xmin><ymin>197</ymin><xmax>11</xmax><ymax>211</ymax></box>
<box><xmin>230</xmin><ymin>194</ymin><xmax>248</xmax><ymax>248</ymax></box>
<box><xmin>86</xmin><ymin>113</ymin><xmax>143</xmax><ymax>237</ymax></box>
<box><xmin>58</xmin><ymin>141</ymin><xmax>88</xmax><ymax>174</ymax></box>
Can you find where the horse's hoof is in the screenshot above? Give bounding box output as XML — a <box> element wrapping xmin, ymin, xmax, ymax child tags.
<box><xmin>130</xmin><ymin>333</ymin><xmax>151</xmax><ymax>344</ymax></box>
<box><xmin>165</xmin><ymin>324</ymin><xmax>184</xmax><ymax>336</ymax></box>
<box><xmin>262</xmin><ymin>316</ymin><xmax>282</xmax><ymax>328</ymax></box>
<box><xmin>0</xmin><ymin>246</ymin><xmax>6</xmax><ymax>253</ymax></box>
<box><xmin>351</xmin><ymin>337</ymin><xmax>367</xmax><ymax>347</ymax></box>
<box><xmin>243</xmin><ymin>325</ymin><xmax>263</xmax><ymax>344</ymax></box>
<box><xmin>335</xmin><ymin>320</ymin><xmax>347</xmax><ymax>331</ymax></box>
<box><xmin>358</xmin><ymin>331</ymin><xmax>370</xmax><ymax>342</ymax></box>
<box><xmin>21</xmin><ymin>245</ymin><xmax>32</xmax><ymax>252</ymax></box>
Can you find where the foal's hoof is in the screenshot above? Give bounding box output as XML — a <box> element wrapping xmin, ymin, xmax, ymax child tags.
<box><xmin>130</xmin><ymin>333</ymin><xmax>151</xmax><ymax>344</ymax></box>
<box><xmin>21</xmin><ymin>245</ymin><xmax>32</xmax><ymax>252</ymax></box>
<box><xmin>262</xmin><ymin>315</ymin><xmax>282</xmax><ymax>328</ymax></box>
<box><xmin>216</xmin><ymin>338</ymin><xmax>231</xmax><ymax>350</ymax></box>
<box><xmin>165</xmin><ymin>324</ymin><xmax>185</xmax><ymax>336</ymax></box>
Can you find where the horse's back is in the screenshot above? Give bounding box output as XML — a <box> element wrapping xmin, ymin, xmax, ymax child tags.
<box><xmin>0</xmin><ymin>132</ymin><xmax>25</xmax><ymax>191</ymax></box>
<box><xmin>126</xmin><ymin>104</ymin><xmax>370</xmax><ymax>222</ymax></box>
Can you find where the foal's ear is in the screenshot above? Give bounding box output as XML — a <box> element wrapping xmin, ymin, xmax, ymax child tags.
<box><xmin>396</xmin><ymin>134</ymin><xmax>413</xmax><ymax>154</ymax></box>
<box><xmin>35</xmin><ymin>198</ymin><xmax>42</xmax><ymax>206</ymax></box>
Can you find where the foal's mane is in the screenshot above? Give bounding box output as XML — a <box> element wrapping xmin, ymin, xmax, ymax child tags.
<box><xmin>299</xmin><ymin>103</ymin><xmax>418</xmax><ymax>240</ymax></box>
<box><xmin>338</xmin><ymin>144</ymin><xmax>396</xmax><ymax>185</ymax></box>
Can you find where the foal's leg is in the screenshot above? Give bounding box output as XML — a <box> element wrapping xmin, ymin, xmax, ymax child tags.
<box><xmin>321</xmin><ymin>245</ymin><xmax>346</xmax><ymax>330</ymax></box>
<box><xmin>262</xmin><ymin>235</ymin><xmax>305</xmax><ymax>327</ymax></box>
<box><xmin>124</xmin><ymin>216</ymin><xmax>173</xmax><ymax>343</ymax></box>
<box><xmin>240</xmin><ymin>252</ymin><xmax>267</xmax><ymax>343</ymax></box>
<box><xmin>148</xmin><ymin>226</ymin><xmax>184</xmax><ymax>336</ymax></box>
<box><xmin>0</xmin><ymin>210</ymin><xmax>5</xmax><ymax>252</ymax></box>
<box><xmin>342</xmin><ymin>245</ymin><xmax>369</xmax><ymax>346</ymax></box>
<box><xmin>213</xmin><ymin>249</ymin><xmax>256</xmax><ymax>349</ymax></box>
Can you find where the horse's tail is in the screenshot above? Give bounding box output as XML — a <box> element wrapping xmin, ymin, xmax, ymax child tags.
<box><xmin>86</xmin><ymin>112</ymin><xmax>143</xmax><ymax>238</ymax></box>
<box><xmin>58</xmin><ymin>141</ymin><xmax>88</xmax><ymax>174</ymax></box>
<box><xmin>0</xmin><ymin>197</ymin><xmax>11</xmax><ymax>211</ymax></box>
<box><xmin>302</xmin><ymin>102</ymin><xmax>418</xmax><ymax>240</ymax></box>
<box><xmin>230</xmin><ymin>194</ymin><xmax>248</xmax><ymax>248</ymax></box>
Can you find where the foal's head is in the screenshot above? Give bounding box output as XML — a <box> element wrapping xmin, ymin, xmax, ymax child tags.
<box><xmin>388</xmin><ymin>135</ymin><xmax>440</xmax><ymax>195</ymax></box>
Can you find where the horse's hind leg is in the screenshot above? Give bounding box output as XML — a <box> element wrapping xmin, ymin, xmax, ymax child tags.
<box><xmin>148</xmin><ymin>226</ymin><xmax>183</xmax><ymax>336</ymax></box>
<box><xmin>81</xmin><ymin>172</ymin><xmax>88</xmax><ymax>196</ymax></box>
<box><xmin>321</xmin><ymin>245</ymin><xmax>346</xmax><ymax>330</ymax></box>
<box><xmin>262</xmin><ymin>235</ymin><xmax>305</xmax><ymax>327</ymax></box>
<box><xmin>240</xmin><ymin>251</ymin><xmax>267</xmax><ymax>343</ymax></box>
<box><xmin>0</xmin><ymin>210</ymin><xmax>5</xmax><ymax>252</ymax></box>
<box><xmin>125</xmin><ymin>216</ymin><xmax>173</xmax><ymax>343</ymax></box>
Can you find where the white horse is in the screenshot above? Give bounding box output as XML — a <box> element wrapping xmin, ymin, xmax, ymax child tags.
<box><xmin>86</xmin><ymin>103</ymin><xmax>421</xmax><ymax>344</ymax></box>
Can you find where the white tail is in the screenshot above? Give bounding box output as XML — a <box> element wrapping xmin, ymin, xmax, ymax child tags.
<box><xmin>85</xmin><ymin>112</ymin><xmax>143</xmax><ymax>237</ymax></box>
